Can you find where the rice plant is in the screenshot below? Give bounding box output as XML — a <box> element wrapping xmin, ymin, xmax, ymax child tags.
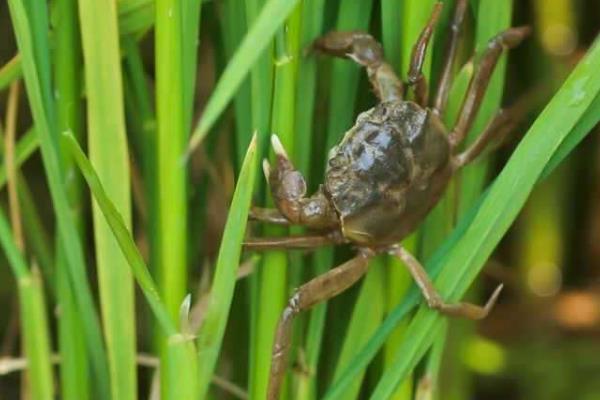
<box><xmin>1</xmin><ymin>0</ymin><xmax>600</xmax><ymax>399</ymax></box>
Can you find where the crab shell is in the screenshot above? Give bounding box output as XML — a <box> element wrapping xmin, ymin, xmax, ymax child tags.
<box><xmin>325</xmin><ymin>101</ymin><xmax>453</xmax><ymax>246</ymax></box>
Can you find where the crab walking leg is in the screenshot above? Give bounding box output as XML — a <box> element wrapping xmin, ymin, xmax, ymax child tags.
<box><xmin>453</xmin><ymin>107</ymin><xmax>518</xmax><ymax>167</ymax></box>
<box><xmin>448</xmin><ymin>26</ymin><xmax>531</xmax><ymax>147</ymax></box>
<box><xmin>267</xmin><ymin>135</ymin><xmax>339</xmax><ymax>229</ymax></box>
<box><xmin>433</xmin><ymin>0</ymin><xmax>469</xmax><ymax>114</ymax></box>
<box><xmin>407</xmin><ymin>2</ymin><xmax>443</xmax><ymax>107</ymax></box>
<box><xmin>267</xmin><ymin>251</ymin><xmax>373</xmax><ymax>400</ymax></box>
<box><xmin>453</xmin><ymin>88</ymin><xmax>542</xmax><ymax>167</ymax></box>
<box><xmin>312</xmin><ymin>31</ymin><xmax>403</xmax><ymax>102</ymax></box>
<box><xmin>389</xmin><ymin>246</ymin><xmax>503</xmax><ymax>319</ymax></box>
<box><xmin>249</xmin><ymin>207</ymin><xmax>290</xmax><ymax>225</ymax></box>
<box><xmin>243</xmin><ymin>231</ymin><xmax>345</xmax><ymax>251</ymax></box>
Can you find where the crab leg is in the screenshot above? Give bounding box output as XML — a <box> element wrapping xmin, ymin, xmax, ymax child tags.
<box><xmin>312</xmin><ymin>31</ymin><xmax>403</xmax><ymax>102</ymax></box>
<box><xmin>449</xmin><ymin>26</ymin><xmax>531</xmax><ymax>147</ymax></box>
<box><xmin>453</xmin><ymin>105</ymin><xmax>524</xmax><ymax>168</ymax></box>
<box><xmin>407</xmin><ymin>2</ymin><xmax>443</xmax><ymax>107</ymax></box>
<box><xmin>389</xmin><ymin>245</ymin><xmax>503</xmax><ymax>319</ymax></box>
<box><xmin>243</xmin><ymin>231</ymin><xmax>345</xmax><ymax>251</ymax></box>
<box><xmin>249</xmin><ymin>207</ymin><xmax>290</xmax><ymax>225</ymax></box>
<box><xmin>453</xmin><ymin>84</ymin><xmax>542</xmax><ymax>167</ymax></box>
<box><xmin>433</xmin><ymin>0</ymin><xmax>469</xmax><ymax>114</ymax></box>
<box><xmin>267</xmin><ymin>250</ymin><xmax>373</xmax><ymax>400</ymax></box>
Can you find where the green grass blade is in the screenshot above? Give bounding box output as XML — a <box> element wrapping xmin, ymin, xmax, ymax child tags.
<box><xmin>8</xmin><ymin>1</ymin><xmax>111</xmax><ymax>396</ymax></box>
<box><xmin>64</xmin><ymin>128</ymin><xmax>202</xmax><ymax>398</ymax></box>
<box><xmin>118</xmin><ymin>0</ymin><xmax>155</xmax><ymax>36</ymax></box>
<box><xmin>381</xmin><ymin>0</ymin><xmax>403</xmax><ymax>74</ymax></box>
<box><xmin>18</xmin><ymin>177</ymin><xmax>54</xmax><ymax>284</ymax></box>
<box><xmin>541</xmin><ymin>91</ymin><xmax>600</xmax><ymax>178</ymax></box>
<box><xmin>181</xmin><ymin>0</ymin><xmax>202</xmax><ymax>133</ymax></box>
<box><xmin>0</xmin><ymin>55</ymin><xmax>22</xmax><ymax>91</ymax></box>
<box><xmin>370</xmin><ymin>35</ymin><xmax>600</xmax><ymax>399</ymax></box>
<box><xmin>196</xmin><ymin>134</ymin><xmax>258</xmax><ymax>398</ymax></box>
<box><xmin>0</xmin><ymin>128</ymin><xmax>39</xmax><ymax>188</ymax></box>
<box><xmin>0</xmin><ymin>124</ymin><xmax>53</xmax><ymax>298</ymax></box>
<box><xmin>155</xmin><ymin>0</ymin><xmax>190</xmax><ymax>323</ymax></box>
<box><xmin>78</xmin><ymin>0</ymin><xmax>137</xmax><ymax>398</ymax></box>
<box><xmin>218</xmin><ymin>0</ymin><xmax>253</xmax><ymax>164</ymax></box>
<box><xmin>52</xmin><ymin>0</ymin><xmax>89</xmax><ymax>397</ymax></box>
<box><xmin>63</xmin><ymin>130</ymin><xmax>177</xmax><ymax>335</ymax></box>
<box><xmin>0</xmin><ymin>209</ymin><xmax>53</xmax><ymax>400</ymax></box>
<box><xmin>187</xmin><ymin>0</ymin><xmax>301</xmax><ymax>153</ymax></box>
<box><xmin>154</xmin><ymin>0</ymin><xmax>201</xmax><ymax>396</ymax></box>
<box><xmin>245</xmin><ymin>0</ymin><xmax>275</xmax><ymax>396</ymax></box>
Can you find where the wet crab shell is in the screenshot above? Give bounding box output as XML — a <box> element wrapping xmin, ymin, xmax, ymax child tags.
<box><xmin>324</xmin><ymin>101</ymin><xmax>453</xmax><ymax>246</ymax></box>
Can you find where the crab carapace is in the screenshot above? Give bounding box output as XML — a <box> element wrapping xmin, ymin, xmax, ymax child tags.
<box><xmin>244</xmin><ymin>2</ymin><xmax>530</xmax><ymax>399</ymax></box>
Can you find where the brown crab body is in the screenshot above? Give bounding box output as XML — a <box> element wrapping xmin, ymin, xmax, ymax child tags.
<box><xmin>325</xmin><ymin>101</ymin><xmax>452</xmax><ymax>246</ymax></box>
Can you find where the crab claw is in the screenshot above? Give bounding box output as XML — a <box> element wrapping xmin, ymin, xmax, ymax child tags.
<box><xmin>271</xmin><ymin>134</ymin><xmax>289</xmax><ymax>159</ymax></box>
<box><xmin>262</xmin><ymin>159</ymin><xmax>271</xmax><ymax>182</ymax></box>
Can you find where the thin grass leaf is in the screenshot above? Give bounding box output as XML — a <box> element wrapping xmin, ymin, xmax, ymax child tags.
<box><xmin>67</xmin><ymin>125</ymin><xmax>199</xmax><ymax>400</ymax></box>
<box><xmin>63</xmin><ymin>130</ymin><xmax>177</xmax><ymax>334</ymax></box>
<box><xmin>0</xmin><ymin>128</ymin><xmax>39</xmax><ymax>189</ymax></box>
<box><xmin>0</xmin><ymin>209</ymin><xmax>53</xmax><ymax>400</ymax></box>
<box><xmin>118</xmin><ymin>0</ymin><xmax>154</xmax><ymax>36</ymax></box>
<box><xmin>370</xmin><ymin>35</ymin><xmax>600</xmax><ymax>399</ymax></box>
<box><xmin>181</xmin><ymin>0</ymin><xmax>202</xmax><ymax>133</ymax></box>
<box><xmin>0</xmin><ymin>55</ymin><xmax>22</xmax><ymax>91</ymax></box>
<box><xmin>155</xmin><ymin>0</ymin><xmax>201</xmax><ymax>396</ymax></box>
<box><xmin>381</xmin><ymin>0</ymin><xmax>403</xmax><ymax>74</ymax></box>
<box><xmin>414</xmin><ymin>320</ymin><xmax>447</xmax><ymax>400</ymax></box>
<box><xmin>0</xmin><ymin>122</ymin><xmax>53</xmax><ymax>295</ymax></box>
<box><xmin>155</xmin><ymin>0</ymin><xmax>190</xmax><ymax>322</ymax></box>
<box><xmin>53</xmin><ymin>0</ymin><xmax>89</xmax><ymax>397</ymax></box>
<box><xmin>541</xmin><ymin>91</ymin><xmax>600</xmax><ymax>178</ymax></box>
<box><xmin>77</xmin><ymin>0</ymin><xmax>137</xmax><ymax>397</ymax></box>
<box><xmin>187</xmin><ymin>0</ymin><xmax>301</xmax><ymax>154</ymax></box>
<box><xmin>18</xmin><ymin>178</ymin><xmax>54</xmax><ymax>284</ymax></box>
<box><xmin>218</xmin><ymin>0</ymin><xmax>252</xmax><ymax>165</ymax></box>
<box><xmin>246</xmin><ymin>0</ymin><xmax>276</xmax><ymax>396</ymax></box>
<box><xmin>196</xmin><ymin>134</ymin><xmax>258</xmax><ymax>399</ymax></box>
<box><xmin>122</xmin><ymin>38</ymin><xmax>157</xmax><ymax>273</ymax></box>
<box><xmin>8</xmin><ymin>1</ymin><xmax>111</xmax><ymax>396</ymax></box>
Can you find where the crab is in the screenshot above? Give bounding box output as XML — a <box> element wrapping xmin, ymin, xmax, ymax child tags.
<box><xmin>244</xmin><ymin>2</ymin><xmax>530</xmax><ymax>399</ymax></box>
